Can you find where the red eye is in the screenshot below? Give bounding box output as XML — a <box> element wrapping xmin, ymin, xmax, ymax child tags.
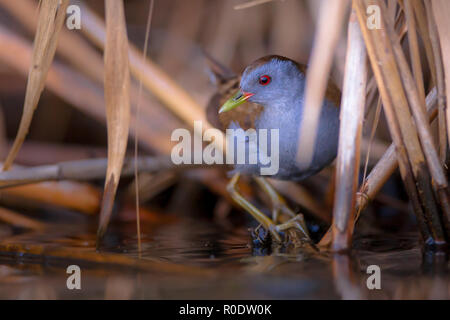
<box><xmin>259</xmin><ymin>75</ymin><xmax>271</xmax><ymax>86</ymax></box>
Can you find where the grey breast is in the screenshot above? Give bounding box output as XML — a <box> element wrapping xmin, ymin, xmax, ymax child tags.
<box><xmin>228</xmin><ymin>98</ymin><xmax>339</xmax><ymax>181</ymax></box>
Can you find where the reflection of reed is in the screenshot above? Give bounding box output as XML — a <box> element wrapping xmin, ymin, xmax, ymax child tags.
<box><xmin>104</xmin><ymin>276</ymin><xmax>136</xmax><ymax>300</ymax></box>
<box><xmin>394</xmin><ymin>276</ymin><xmax>449</xmax><ymax>300</ymax></box>
<box><xmin>332</xmin><ymin>254</ymin><xmax>366</xmax><ymax>300</ymax></box>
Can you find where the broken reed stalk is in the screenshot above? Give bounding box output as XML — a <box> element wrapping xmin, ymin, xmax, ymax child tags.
<box><xmin>354</xmin><ymin>0</ymin><xmax>446</xmax><ymax>246</ymax></box>
<box><xmin>331</xmin><ymin>10</ymin><xmax>367</xmax><ymax>252</ymax></box>
<box><xmin>320</xmin><ymin>88</ymin><xmax>439</xmax><ymax>247</ymax></box>
<box><xmin>2</xmin><ymin>0</ymin><xmax>69</xmax><ymax>171</ymax></box>
<box><xmin>0</xmin><ymin>156</ymin><xmax>212</xmax><ymax>188</ymax></box>
<box><xmin>428</xmin><ymin>0</ymin><xmax>450</xmax><ymax>164</ymax></box>
<box><xmin>98</xmin><ymin>0</ymin><xmax>131</xmax><ymax>245</ymax></box>
<box><xmin>296</xmin><ymin>0</ymin><xmax>349</xmax><ymax>169</ymax></box>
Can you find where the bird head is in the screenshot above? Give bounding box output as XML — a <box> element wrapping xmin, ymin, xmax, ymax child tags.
<box><xmin>219</xmin><ymin>55</ymin><xmax>305</xmax><ymax>113</ymax></box>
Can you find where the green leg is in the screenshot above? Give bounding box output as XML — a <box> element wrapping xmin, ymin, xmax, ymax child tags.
<box><xmin>254</xmin><ymin>177</ymin><xmax>310</xmax><ymax>240</ymax></box>
<box><xmin>227</xmin><ymin>173</ymin><xmax>282</xmax><ymax>242</ymax></box>
<box><xmin>227</xmin><ymin>173</ymin><xmax>311</xmax><ymax>243</ymax></box>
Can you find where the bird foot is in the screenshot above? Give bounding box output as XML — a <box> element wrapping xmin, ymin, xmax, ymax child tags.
<box><xmin>227</xmin><ymin>173</ymin><xmax>311</xmax><ymax>247</ymax></box>
<box><xmin>253</xmin><ymin>214</ymin><xmax>310</xmax><ymax>246</ymax></box>
<box><xmin>275</xmin><ymin>215</ymin><xmax>311</xmax><ymax>246</ymax></box>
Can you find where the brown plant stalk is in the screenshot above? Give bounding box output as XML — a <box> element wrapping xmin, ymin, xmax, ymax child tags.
<box><xmin>332</xmin><ymin>10</ymin><xmax>367</xmax><ymax>251</ymax></box>
<box><xmin>98</xmin><ymin>0</ymin><xmax>132</xmax><ymax>245</ymax></box>
<box><xmin>353</xmin><ymin>0</ymin><xmax>445</xmax><ymax>245</ymax></box>
<box><xmin>2</xmin><ymin>0</ymin><xmax>69</xmax><ymax>171</ymax></box>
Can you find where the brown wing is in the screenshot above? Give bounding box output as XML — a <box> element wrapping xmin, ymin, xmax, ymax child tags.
<box><xmin>324</xmin><ymin>77</ymin><xmax>341</xmax><ymax>108</ymax></box>
<box><xmin>204</xmin><ymin>54</ymin><xmax>263</xmax><ymax>132</ymax></box>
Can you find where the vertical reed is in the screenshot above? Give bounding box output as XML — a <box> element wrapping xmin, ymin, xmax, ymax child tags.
<box><xmin>97</xmin><ymin>0</ymin><xmax>131</xmax><ymax>245</ymax></box>
<box><xmin>332</xmin><ymin>10</ymin><xmax>367</xmax><ymax>251</ymax></box>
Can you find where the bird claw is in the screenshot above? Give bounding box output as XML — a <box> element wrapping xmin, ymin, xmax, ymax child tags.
<box><xmin>252</xmin><ymin>214</ymin><xmax>310</xmax><ymax>246</ymax></box>
<box><xmin>228</xmin><ymin>174</ymin><xmax>311</xmax><ymax>247</ymax></box>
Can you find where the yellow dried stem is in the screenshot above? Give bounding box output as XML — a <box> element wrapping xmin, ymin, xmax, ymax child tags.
<box><xmin>354</xmin><ymin>0</ymin><xmax>445</xmax><ymax>244</ymax></box>
<box><xmin>404</xmin><ymin>0</ymin><xmax>426</xmax><ymax>105</ymax></box>
<box><xmin>0</xmin><ymin>24</ymin><xmax>176</xmax><ymax>155</ymax></box>
<box><xmin>0</xmin><ymin>207</ymin><xmax>46</xmax><ymax>230</ymax></box>
<box><xmin>430</xmin><ymin>0</ymin><xmax>450</xmax><ymax>161</ymax></box>
<box><xmin>411</xmin><ymin>0</ymin><xmax>437</xmax><ymax>86</ymax></box>
<box><xmin>97</xmin><ymin>0</ymin><xmax>131</xmax><ymax>244</ymax></box>
<box><xmin>1</xmin><ymin>181</ymin><xmax>100</xmax><ymax>215</ymax></box>
<box><xmin>320</xmin><ymin>88</ymin><xmax>439</xmax><ymax>248</ymax></box>
<box><xmin>296</xmin><ymin>0</ymin><xmax>349</xmax><ymax>168</ymax></box>
<box><xmin>2</xmin><ymin>0</ymin><xmax>69</xmax><ymax>171</ymax></box>
<box><xmin>332</xmin><ymin>10</ymin><xmax>367</xmax><ymax>251</ymax></box>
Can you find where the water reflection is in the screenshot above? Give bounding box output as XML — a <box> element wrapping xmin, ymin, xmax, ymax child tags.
<box><xmin>0</xmin><ymin>217</ymin><xmax>448</xmax><ymax>299</ymax></box>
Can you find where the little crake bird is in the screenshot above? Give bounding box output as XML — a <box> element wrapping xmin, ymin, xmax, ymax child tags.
<box><xmin>211</xmin><ymin>55</ymin><xmax>341</xmax><ymax>244</ymax></box>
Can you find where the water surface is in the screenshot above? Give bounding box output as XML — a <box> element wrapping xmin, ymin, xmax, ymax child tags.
<box><xmin>0</xmin><ymin>217</ymin><xmax>448</xmax><ymax>299</ymax></box>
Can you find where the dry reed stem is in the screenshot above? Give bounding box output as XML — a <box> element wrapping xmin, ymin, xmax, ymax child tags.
<box><xmin>388</xmin><ymin>2</ymin><xmax>450</xmax><ymax>236</ymax></box>
<box><xmin>269</xmin><ymin>179</ymin><xmax>330</xmax><ymax>223</ymax></box>
<box><xmin>0</xmin><ymin>156</ymin><xmax>213</xmax><ymax>188</ymax></box>
<box><xmin>3</xmin><ymin>141</ymin><xmax>107</xmax><ymax>165</ymax></box>
<box><xmin>430</xmin><ymin>0</ymin><xmax>450</xmax><ymax>162</ymax></box>
<box><xmin>388</xmin><ymin>0</ymin><xmax>399</xmax><ymax>19</ymax></box>
<box><xmin>158</xmin><ymin>0</ymin><xmax>204</xmax><ymax>73</ymax></box>
<box><xmin>0</xmin><ymin>0</ymin><xmax>185</xmax><ymax>155</ymax></box>
<box><xmin>2</xmin><ymin>0</ymin><xmax>69</xmax><ymax>171</ymax></box>
<box><xmin>128</xmin><ymin>171</ymin><xmax>178</xmax><ymax>204</ymax></box>
<box><xmin>411</xmin><ymin>0</ymin><xmax>437</xmax><ymax>86</ymax></box>
<box><xmin>424</xmin><ymin>1</ymin><xmax>447</xmax><ymax>164</ymax></box>
<box><xmin>354</xmin><ymin>0</ymin><xmax>445</xmax><ymax>245</ymax></box>
<box><xmin>77</xmin><ymin>2</ymin><xmax>224</xmax><ymax>154</ymax></box>
<box><xmin>97</xmin><ymin>0</ymin><xmax>131</xmax><ymax>243</ymax></box>
<box><xmin>1</xmin><ymin>181</ymin><xmax>100</xmax><ymax>215</ymax></box>
<box><xmin>320</xmin><ymin>88</ymin><xmax>438</xmax><ymax>247</ymax></box>
<box><xmin>233</xmin><ymin>0</ymin><xmax>279</xmax><ymax>10</ymax></box>
<box><xmin>331</xmin><ymin>10</ymin><xmax>367</xmax><ymax>252</ymax></box>
<box><xmin>296</xmin><ymin>0</ymin><xmax>349</xmax><ymax>168</ymax></box>
<box><xmin>0</xmin><ymin>0</ymin><xmax>104</xmax><ymax>84</ymax></box>
<box><xmin>0</xmin><ymin>207</ymin><xmax>47</xmax><ymax>230</ymax></box>
<box><xmin>134</xmin><ymin>0</ymin><xmax>155</xmax><ymax>256</ymax></box>
<box><xmin>390</xmin><ymin>14</ymin><xmax>446</xmax><ymax>188</ymax></box>
<box><xmin>359</xmin><ymin>89</ymin><xmax>438</xmax><ymax>211</ymax></box>
<box><xmin>208</xmin><ymin>0</ymin><xmax>244</xmax><ymax>66</ymax></box>
<box><xmin>361</xmin><ymin>98</ymin><xmax>382</xmax><ymax>183</ymax></box>
<box><xmin>0</xmin><ymin>26</ymin><xmax>175</xmax><ymax>154</ymax></box>
<box><xmin>404</xmin><ymin>0</ymin><xmax>426</xmax><ymax>105</ymax></box>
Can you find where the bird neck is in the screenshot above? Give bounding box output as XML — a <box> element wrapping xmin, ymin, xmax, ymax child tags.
<box><xmin>262</xmin><ymin>81</ymin><xmax>305</xmax><ymax>114</ymax></box>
